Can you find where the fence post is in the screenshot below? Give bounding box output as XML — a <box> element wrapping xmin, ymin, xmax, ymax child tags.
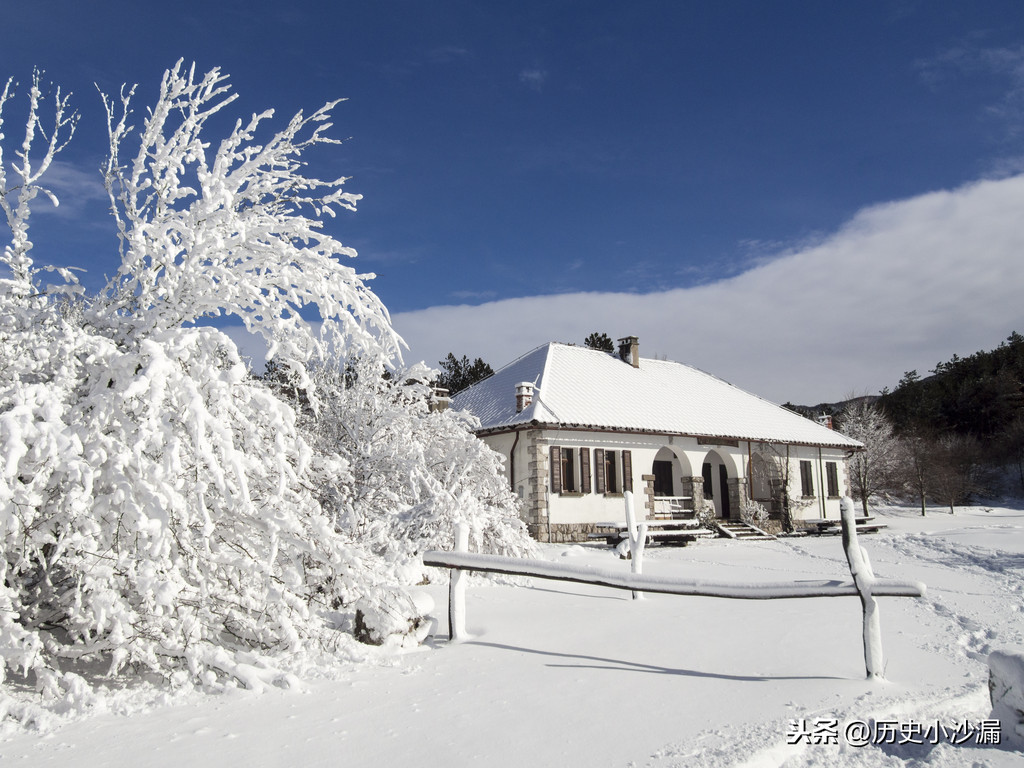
<box><xmin>840</xmin><ymin>497</ymin><xmax>883</xmax><ymax>679</ymax></box>
<box><xmin>449</xmin><ymin>522</ymin><xmax>470</xmax><ymax>641</ymax></box>
<box><xmin>623</xmin><ymin>491</ymin><xmax>647</xmax><ymax>600</ymax></box>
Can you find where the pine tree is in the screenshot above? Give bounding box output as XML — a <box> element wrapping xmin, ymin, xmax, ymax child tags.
<box><xmin>584</xmin><ymin>332</ymin><xmax>614</xmax><ymax>352</ymax></box>
<box><xmin>435</xmin><ymin>353</ymin><xmax>493</xmax><ymax>395</ymax></box>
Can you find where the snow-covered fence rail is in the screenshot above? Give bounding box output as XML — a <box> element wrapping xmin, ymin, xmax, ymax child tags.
<box><xmin>422</xmin><ymin>499</ymin><xmax>925</xmax><ymax>680</ymax></box>
<box><xmin>423</xmin><ymin>549</ymin><xmax>924</xmax><ymax>600</ymax></box>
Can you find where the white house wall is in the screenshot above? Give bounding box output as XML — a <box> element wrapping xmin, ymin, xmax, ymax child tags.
<box><xmin>543</xmin><ymin>431</ymin><xmax>654</xmax><ymax>527</ymax></box>
<box><xmin>778</xmin><ymin>444</ymin><xmax>852</xmax><ymax>521</ymax></box>
<box><xmin>480</xmin><ymin>428</ymin><xmax>854</xmax><ymax>541</ymax></box>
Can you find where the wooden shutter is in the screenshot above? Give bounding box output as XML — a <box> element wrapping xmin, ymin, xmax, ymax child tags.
<box><xmin>550</xmin><ymin>446</ymin><xmax>562</xmax><ymax>493</ymax></box>
<box><xmin>622</xmin><ymin>450</ymin><xmax>633</xmax><ymax>492</ymax></box>
<box><xmin>594</xmin><ymin>448</ymin><xmax>606</xmax><ymax>494</ymax></box>
<box><xmin>800</xmin><ymin>460</ymin><xmax>813</xmax><ymax>497</ymax></box>
<box><xmin>580</xmin><ymin>448</ymin><xmax>592</xmax><ymax>494</ymax></box>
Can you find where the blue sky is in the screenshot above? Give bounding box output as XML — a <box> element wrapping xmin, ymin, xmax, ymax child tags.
<box><xmin>4</xmin><ymin>1</ymin><xmax>1024</xmax><ymax>402</ymax></box>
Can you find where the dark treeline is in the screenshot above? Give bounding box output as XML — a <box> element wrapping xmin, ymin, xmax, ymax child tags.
<box><xmin>789</xmin><ymin>333</ymin><xmax>1024</xmax><ymax>512</ymax></box>
<box><xmin>853</xmin><ymin>332</ymin><xmax>1024</xmax><ymax>512</ymax></box>
<box><xmin>872</xmin><ymin>332</ymin><xmax>1024</xmax><ymax>501</ymax></box>
<box><xmin>878</xmin><ymin>331</ymin><xmax>1024</xmax><ymax>440</ymax></box>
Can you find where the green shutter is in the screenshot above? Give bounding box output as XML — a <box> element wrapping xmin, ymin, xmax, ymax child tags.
<box><xmin>550</xmin><ymin>446</ymin><xmax>561</xmax><ymax>493</ymax></box>
<box><xmin>580</xmin><ymin>448</ymin><xmax>592</xmax><ymax>494</ymax></box>
<box><xmin>622</xmin><ymin>450</ymin><xmax>633</xmax><ymax>492</ymax></box>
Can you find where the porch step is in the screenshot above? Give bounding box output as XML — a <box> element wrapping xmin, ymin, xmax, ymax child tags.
<box><xmin>714</xmin><ymin>519</ymin><xmax>776</xmax><ymax>540</ymax></box>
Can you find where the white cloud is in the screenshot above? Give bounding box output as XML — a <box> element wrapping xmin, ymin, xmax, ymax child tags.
<box><xmin>917</xmin><ymin>43</ymin><xmax>1024</xmax><ymax>128</ymax></box>
<box><xmin>27</xmin><ymin>159</ymin><xmax>108</xmax><ymax>218</ymax></box>
<box><xmin>518</xmin><ymin>68</ymin><xmax>548</xmax><ymax>92</ymax></box>
<box><xmin>392</xmin><ymin>173</ymin><xmax>1024</xmax><ymax>404</ymax></box>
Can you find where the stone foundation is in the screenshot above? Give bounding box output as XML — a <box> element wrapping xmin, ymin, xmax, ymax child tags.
<box><xmin>542</xmin><ymin>523</ymin><xmax>608</xmax><ymax>544</ymax></box>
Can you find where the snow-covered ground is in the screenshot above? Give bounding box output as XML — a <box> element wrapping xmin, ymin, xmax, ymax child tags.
<box><xmin>2</xmin><ymin>503</ymin><xmax>1022</xmax><ymax>767</ymax></box>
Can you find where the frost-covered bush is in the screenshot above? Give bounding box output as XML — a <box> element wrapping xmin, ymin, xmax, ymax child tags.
<box><xmin>353</xmin><ymin>587</ymin><xmax>434</xmax><ymax>648</ymax></box>
<box><xmin>297</xmin><ymin>355</ymin><xmax>535</xmax><ymax>582</ymax></box>
<box><xmin>695</xmin><ymin>498</ymin><xmax>717</xmax><ymax>529</ymax></box>
<box><xmin>739</xmin><ymin>498</ymin><xmax>769</xmax><ymax>528</ymax></box>
<box><xmin>0</xmin><ymin>64</ymin><xmax>528</xmax><ymax>714</ymax></box>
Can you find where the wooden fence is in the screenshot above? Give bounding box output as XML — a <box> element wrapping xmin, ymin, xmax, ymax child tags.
<box><xmin>422</xmin><ymin>495</ymin><xmax>925</xmax><ymax>680</ymax></box>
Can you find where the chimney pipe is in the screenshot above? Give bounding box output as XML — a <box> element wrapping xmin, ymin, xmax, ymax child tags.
<box><xmin>430</xmin><ymin>387</ymin><xmax>450</xmax><ymax>413</ymax></box>
<box><xmin>617</xmin><ymin>336</ymin><xmax>640</xmax><ymax>368</ymax></box>
<box><xmin>515</xmin><ymin>382</ymin><xmax>535</xmax><ymax>413</ymax></box>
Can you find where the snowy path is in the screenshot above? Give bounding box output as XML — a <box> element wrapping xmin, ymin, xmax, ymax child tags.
<box><xmin>1</xmin><ymin>505</ymin><xmax>1022</xmax><ymax>767</ymax></box>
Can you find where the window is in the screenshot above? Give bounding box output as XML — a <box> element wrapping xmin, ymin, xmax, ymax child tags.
<box><xmin>561</xmin><ymin>448</ymin><xmax>576</xmax><ymax>492</ymax></box>
<box><xmin>799</xmin><ymin>460</ymin><xmax>814</xmax><ymax>497</ymax></box>
<box><xmin>594</xmin><ymin>449</ymin><xmax>632</xmax><ymax>494</ymax></box>
<box><xmin>595</xmin><ymin>449</ymin><xmax>619</xmax><ymax>494</ymax></box>
<box><xmin>550</xmin><ymin>446</ymin><xmax>591</xmax><ymax>494</ymax></box>
<box><xmin>605</xmin><ymin>450</ymin><xmax>618</xmax><ymax>493</ymax></box>
<box><xmin>826</xmin><ymin>462</ymin><xmax>839</xmax><ymax>497</ymax></box>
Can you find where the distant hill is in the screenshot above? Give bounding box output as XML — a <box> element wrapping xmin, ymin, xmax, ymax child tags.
<box><xmin>782</xmin><ymin>395</ymin><xmax>877</xmax><ymax>429</ymax></box>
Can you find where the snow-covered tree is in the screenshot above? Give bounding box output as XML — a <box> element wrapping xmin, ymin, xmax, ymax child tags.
<box><xmin>0</xmin><ymin>63</ymin><xmax>409</xmax><ymax>700</ymax></box>
<box><xmin>96</xmin><ymin>62</ymin><xmax>401</xmax><ymax>388</ymax></box>
<box><xmin>838</xmin><ymin>401</ymin><xmax>901</xmax><ymax>517</ymax></box>
<box><xmin>0</xmin><ymin>64</ymin><xmax>527</xmax><ymax>712</ymax></box>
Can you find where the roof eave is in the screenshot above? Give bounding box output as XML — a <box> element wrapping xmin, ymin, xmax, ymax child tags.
<box><xmin>474</xmin><ymin>420</ymin><xmax>862</xmax><ymax>450</ymax></box>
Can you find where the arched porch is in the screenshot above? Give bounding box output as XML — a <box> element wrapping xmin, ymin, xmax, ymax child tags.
<box><xmin>648</xmin><ymin>446</ymin><xmax>696</xmax><ymax>517</ymax></box>
<box><xmin>700</xmin><ymin>448</ymin><xmax>748</xmax><ymax>520</ymax></box>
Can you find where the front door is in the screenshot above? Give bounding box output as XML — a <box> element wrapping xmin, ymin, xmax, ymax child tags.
<box><xmin>652</xmin><ymin>460</ymin><xmax>674</xmax><ymax>497</ymax></box>
<box><xmin>719</xmin><ymin>464</ymin><xmax>731</xmax><ymax>519</ymax></box>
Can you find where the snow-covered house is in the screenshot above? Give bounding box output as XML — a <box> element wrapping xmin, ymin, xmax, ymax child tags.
<box><xmin>451</xmin><ymin>337</ymin><xmax>862</xmax><ymax>542</ymax></box>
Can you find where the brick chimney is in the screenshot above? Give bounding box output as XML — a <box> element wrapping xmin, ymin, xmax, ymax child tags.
<box><xmin>515</xmin><ymin>382</ymin><xmax>535</xmax><ymax>413</ymax></box>
<box><xmin>617</xmin><ymin>336</ymin><xmax>640</xmax><ymax>368</ymax></box>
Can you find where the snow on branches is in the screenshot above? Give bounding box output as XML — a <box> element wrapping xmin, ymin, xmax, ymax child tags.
<box><xmin>0</xmin><ymin>70</ymin><xmax>79</xmax><ymax>296</ymax></box>
<box><xmin>297</xmin><ymin>355</ymin><xmax>533</xmax><ymax>578</ymax></box>
<box><xmin>0</xmin><ymin>64</ymin><xmax>528</xmax><ymax>718</ymax></box>
<box><xmin>97</xmin><ymin>61</ymin><xmax>401</xmax><ymax>391</ymax></box>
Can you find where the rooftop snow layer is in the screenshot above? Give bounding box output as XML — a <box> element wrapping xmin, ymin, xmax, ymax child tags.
<box><xmin>452</xmin><ymin>342</ymin><xmax>860</xmax><ymax>449</ymax></box>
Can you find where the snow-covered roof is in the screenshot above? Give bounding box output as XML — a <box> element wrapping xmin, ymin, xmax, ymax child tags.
<box><xmin>451</xmin><ymin>342</ymin><xmax>860</xmax><ymax>449</ymax></box>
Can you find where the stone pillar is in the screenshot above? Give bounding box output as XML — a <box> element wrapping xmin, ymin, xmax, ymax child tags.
<box><xmin>642</xmin><ymin>474</ymin><xmax>656</xmax><ymax>518</ymax></box>
<box><xmin>679</xmin><ymin>476</ymin><xmax>704</xmax><ymax>513</ymax></box>
<box><xmin>727</xmin><ymin>477</ymin><xmax>748</xmax><ymax>520</ymax></box>
<box><xmin>525</xmin><ymin>431</ymin><xmax>550</xmax><ymax>542</ymax></box>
